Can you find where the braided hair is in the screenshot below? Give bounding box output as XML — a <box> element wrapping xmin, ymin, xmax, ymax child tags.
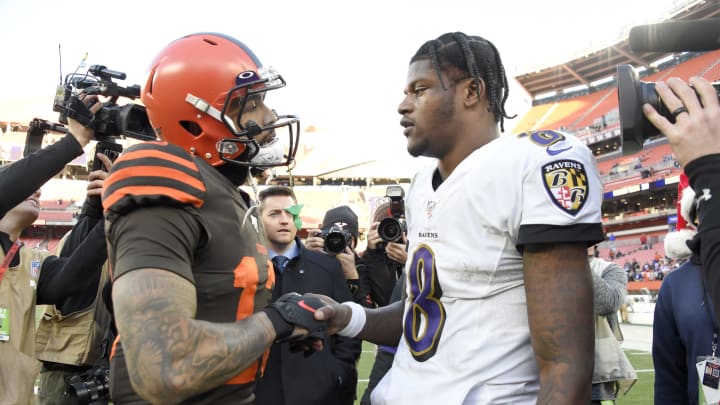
<box><xmin>410</xmin><ymin>32</ymin><xmax>516</xmax><ymax>132</ymax></box>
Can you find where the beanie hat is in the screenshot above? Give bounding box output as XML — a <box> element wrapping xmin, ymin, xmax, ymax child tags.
<box><xmin>664</xmin><ymin>173</ymin><xmax>697</xmax><ymax>260</ymax></box>
<box><xmin>322</xmin><ymin>205</ymin><xmax>359</xmax><ymax>241</ymax></box>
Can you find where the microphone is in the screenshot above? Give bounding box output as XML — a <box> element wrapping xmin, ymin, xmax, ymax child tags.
<box><xmin>629</xmin><ymin>18</ymin><xmax>720</xmax><ymax>53</ymax></box>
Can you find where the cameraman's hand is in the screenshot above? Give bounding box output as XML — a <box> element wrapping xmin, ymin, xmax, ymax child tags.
<box><xmin>337</xmin><ymin>246</ymin><xmax>359</xmax><ymax>280</ymax></box>
<box><xmin>367</xmin><ymin>221</ymin><xmax>382</xmax><ymax>250</ymax></box>
<box><xmin>305</xmin><ymin>229</ymin><xmax>325</xmax><ymax>252</ymax></box>
<box><xmin>86</xmin><ymin>153</ymin><xmax>114</xmax><ymax>198</ymax></box>
<box><xmin>67</xmin><ymin>95</ymin><xmax>103</xmax><ymax>147</ymax></box>
<box><xmin>643</xmin><ymin>76</ymin><xmax>720</xmax><ymax>167</ymax></box>
<box><xmin>386</xmin><ymin>234</ymin><xmax>408</xmax><ymax>265</ymax></box>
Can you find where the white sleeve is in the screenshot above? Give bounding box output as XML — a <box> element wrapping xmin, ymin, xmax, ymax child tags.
<box><xmin>518</xmin><ymin>138</ymin><xmax>604</xmax><ymax>246</ymax></box>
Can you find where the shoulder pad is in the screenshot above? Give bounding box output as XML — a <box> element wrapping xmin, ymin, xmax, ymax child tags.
<box><xmin>102</xmin><ymin>141</ymin><xmax>206</xmax><ymax>217</ymax></box>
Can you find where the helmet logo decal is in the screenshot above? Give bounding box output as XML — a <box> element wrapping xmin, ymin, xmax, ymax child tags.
<box><xmin>236</xmin><ymin>71</ymin><xmax>258</xmax><ymax>86</ymax></box>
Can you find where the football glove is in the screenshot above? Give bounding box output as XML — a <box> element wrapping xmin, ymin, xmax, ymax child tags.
<box><xmin>262</xmin><ymin>292</ymin><xmax>327</xmax><ymax>343</ymax></box>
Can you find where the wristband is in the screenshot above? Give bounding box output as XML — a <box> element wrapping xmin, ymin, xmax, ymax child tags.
<box><xmin>261</xmin><ymin>307</ymin><xmax>294</xmax><ymax>341</ymax></box>
<box><xmin>337</xmin><ymin>301</ymin><xmax>366</xmax><ymax>337</ymax></box>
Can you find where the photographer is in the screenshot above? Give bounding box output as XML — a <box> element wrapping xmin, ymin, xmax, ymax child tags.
<box><xmin>643</xmin><ymin>76</ymin><xmax>720</xmax><ymax>325</ymax></box>
<box><xmin>360</xmin><ymin>201</ymin><xmax>407</xmax><ymax>405</ymax></box>
<box><xmin>306</xmin><ymin>206</ymin><xmax>373</xmax><ymax>307</ymax></box>
<box><xmin>363</xmin><ymin>201</ymin><xmax>407</xmax><ymax>308</ymax></box>
<box><xmin>35</xmin><ymin>150</ymin><xmax>117</xmax><ymax>405</ymax></box>
<box><xmin>0</xmin><ymin>108</ymin><xmax>110</xmax><ymax>405</ymax></box>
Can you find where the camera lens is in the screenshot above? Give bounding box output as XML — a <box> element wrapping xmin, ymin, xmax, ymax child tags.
<box><xmin>378</xmin><ymin>218</ymin><xmax>402</xmax><ymax>243</ymax></box>
<box><xmin>618</xmin><ymin>64</ymin><xmax>720</xmax><ymax>155</ymax></box>
<box><xmin>324</xmin><ymin>232</ymin><xmax>347</xmax><ymax>254</ymax></box>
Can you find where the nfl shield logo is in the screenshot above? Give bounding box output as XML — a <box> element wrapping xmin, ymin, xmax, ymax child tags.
<box><xmin>425</xmin><ymin>200</ymin><xmax>436</xmax><ymax>219</ymax></box>
<box><xmin>30</xmin><ymin>261</ymin><xmax>41</xmax><ymax>279</ymax></box>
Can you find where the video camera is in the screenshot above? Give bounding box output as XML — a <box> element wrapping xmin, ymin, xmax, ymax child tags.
<box><xmin>53</xmin><ymin>64</ymin><xmax>156</xmax><ymax>141</ymax></box>
<box><xmin>617</xmin><ymin>64</ymin><xmax>720</xmax><ymax>155</ymax></box>
<box><xmin>68</xmin><ymin>367</ymin><xmax>110</xmax><ymax>405</ymax></box>
<box><xmin>618</xmin><ymin>18</ymin><xmax>720</xmax><ymax>155</ymax></box>
<box><xmin>321</xmin><ymin>224</ymin><xmax>353</xmax><ymax>255</ymax></box>
<box><xmin>377</xmin><ymin>185</ymin><xmax>406</xmax><ymax>249</ymax></box>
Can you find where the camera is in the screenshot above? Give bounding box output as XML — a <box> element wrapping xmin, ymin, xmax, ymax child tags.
<box><xmin>53</xmin><ymin>64</ymin><xmax>156</xmax><ymax>141</ymax></box>
<box><xmin>68</xmin><ymin>367</ymin><xmax>110</xmax><ymax>405</ymax></box>
<box><xmin>321</xmin><ymin>224</ymin><xmax>353</xmax><ymax>255</ymax></box>
<box><xmin>91</xmin><ymin>140</ymin><xmax>123</xmax><ymax>172</ymax></box>
<box><xmin>617</xmin><ymin>64</ymin><xmax>720</xmax><ymax>155</ymax></box>
<box><xmin>377</xmin><ymin>185</ymin><xmax>406</xmax><ymax>248</ymax></box>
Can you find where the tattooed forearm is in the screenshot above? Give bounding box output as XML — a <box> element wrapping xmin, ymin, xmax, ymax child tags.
<box><xmin>112</xmin><ymin>269</ymin><xmax>275</xmax><ymax>404</ymax></box>
<box><xmin>523</xmin><ymin>243</ymin><xmax>594</xmax><ymax>405</ymax></box>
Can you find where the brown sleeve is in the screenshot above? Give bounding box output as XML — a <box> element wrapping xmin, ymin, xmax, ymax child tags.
<box><xmin>108</xmin><ymin>205</ymin><xmax>203</xmax><ymax>284</ymax></box>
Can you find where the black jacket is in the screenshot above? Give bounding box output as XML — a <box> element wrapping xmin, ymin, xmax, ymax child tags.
<box><xmin>363</xmin><ymin>248</ymin><xmax>403</xmax><ymax>308</ymax></box>
<box><xmin>0</xmin><ymin>133</ymin><xmax>107</xmax><ymax>306</ymax></box>
<box><xmin>685</xmin><ymin>154</ymin><xmax>720</xmax><ymax>327</ymax></box>
<box><xmin>254</xmin><ymin>239</ymin><xmax>362</xmax><ymax>405</ymax></box>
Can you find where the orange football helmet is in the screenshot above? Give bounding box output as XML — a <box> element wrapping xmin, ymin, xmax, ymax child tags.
<box><xmin>141</xmin><ymin>33</ymin><xmax>299</xmax><ymax>167</ymax></box>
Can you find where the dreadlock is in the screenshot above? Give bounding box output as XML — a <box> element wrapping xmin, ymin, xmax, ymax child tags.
<box><xmin>410</xmin><ymin>32</ymin><xmax>516</xmax><ymax>132</ymax></box>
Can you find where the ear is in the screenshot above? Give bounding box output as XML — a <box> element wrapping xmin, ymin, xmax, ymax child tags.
<box><xmin>463</xmin><ymin>78</ymin><xmax>486</xmax><ymax>107</ymax></box>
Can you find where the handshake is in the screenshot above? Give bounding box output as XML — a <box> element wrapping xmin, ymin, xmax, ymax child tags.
<box><xmin>261</xmin><ymin>293</ymin><xmax>329</xmax><ymax>355</ymax></box>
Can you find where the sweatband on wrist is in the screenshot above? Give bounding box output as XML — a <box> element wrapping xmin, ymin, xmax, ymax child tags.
<box><xmin>337</xmin><ymin>301</ymin><xmax>366</xmax><ymax>337</ymax></box>
<box><xmin>261</xmin><ymin>307</ymin><xmax>294</xmax><ymax>341</ymax></box>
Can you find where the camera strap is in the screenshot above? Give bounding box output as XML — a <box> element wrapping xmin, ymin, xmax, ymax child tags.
<box><xmin>0</xmin><ymin>240</ymin><xmax>23</xmax><ymax>286</ymax></box>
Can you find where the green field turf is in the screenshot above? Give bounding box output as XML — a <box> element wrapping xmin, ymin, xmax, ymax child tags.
<box><xmin>355</xmin><ymin>343</ymin><xmax>655</xmax><ymax>404</ymax></box>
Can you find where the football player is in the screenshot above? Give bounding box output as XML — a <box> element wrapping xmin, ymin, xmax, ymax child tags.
<box><xmin>312</xmin><ymin>32</ymin><xmax>604</xmax><ymax>404</ymax></box>
<box><xmin>68</xmin><ymin>33</ymin><xmax>323</xmax><ymax>404</ymax></box>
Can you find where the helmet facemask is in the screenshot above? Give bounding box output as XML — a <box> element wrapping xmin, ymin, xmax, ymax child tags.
<box><xmin>215</xmin><ymin>67</ymin><xmax>300</xmax><ymax>169</ymax></box>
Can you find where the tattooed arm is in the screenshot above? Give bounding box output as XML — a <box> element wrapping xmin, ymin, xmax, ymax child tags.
<box><xmin>523</xmin><ymin>242</ymin><xmax>594</xmax><ymax>405</ymax></box>
<box><xmin>112</xmin><ymin>269</ymin><xmax>277</xmax><ymax>404</ymax></box>
<box><xmin>106</xmin><ymin>204</ymin><xmax>283</xmax><ymax>404</ymax></box>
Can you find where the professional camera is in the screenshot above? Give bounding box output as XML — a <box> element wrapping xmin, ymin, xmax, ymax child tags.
<box><xmin>377</xmin><ymin>185</ymin><xmax>406</xmax><ymax>248</ymax></box>
<box><xmin>68</xmin><ymin>367</ymin><xmax>110</xmax><ymax>405</ymax></box>
<box><xmin>617</xmin><ymin>64</ymin><xmax>720</xmax><ymax>155</ymax></box>
<box><xmin>53</xmin><ymin>64</ymin><xmax>156</xmax><ymax>141</ymax></box>
<box><xmin>321</xmin><ymin>224</ymin><xmax>353</xmax><ymax>255</ymax></box>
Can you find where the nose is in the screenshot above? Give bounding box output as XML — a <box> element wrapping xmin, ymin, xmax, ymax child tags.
<box><xmin>280</xmin><ymin>211</ymin><xmax>292</xmax><ymax>224</ymax></box>
<box><xmin>259</xmin><ymin>105</ymin><xmax>278</xmax><ymax>128</ymax></box>
<box><xmin>398</xmin><ymin>95</ymin><xmax>412</xmax><ymax>116</ymax></box>
<box><xmin>267</xmin><ymin>109</ymin><xmax>279</xmax><ymax>125</ymax></box>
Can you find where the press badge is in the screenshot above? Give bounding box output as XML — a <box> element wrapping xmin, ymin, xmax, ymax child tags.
<box><xmin>0</xmin><ymin>307</ymin><xmax>9</xmax><ymax>341</ymax></box>
<box><xmin>698</xmin><ymin>356</ymin><xmax>720</xmax><ymax>404</ymax></box>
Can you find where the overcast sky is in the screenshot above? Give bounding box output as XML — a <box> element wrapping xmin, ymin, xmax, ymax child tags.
<box><xmin>0</xmin><ymin>0</ymin><xmax>681</xmax><ymax>153</ymax></box>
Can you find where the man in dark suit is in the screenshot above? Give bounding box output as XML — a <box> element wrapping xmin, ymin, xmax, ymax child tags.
<box><xmin>254</xmin><ymin>186</ymin><xmax>361</xmax><ymax>405</ymax></box>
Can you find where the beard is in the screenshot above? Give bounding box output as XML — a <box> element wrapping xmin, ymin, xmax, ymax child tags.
<box><xmin>406</xmin><ymin>99</ymin><xmax>456</xmax><ymax>158</ymax></box>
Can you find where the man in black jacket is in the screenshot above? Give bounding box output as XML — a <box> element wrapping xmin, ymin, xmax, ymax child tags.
<box><xmin>0</xmin><ymin>117</ymin><xmax>108</xmax><ymax>403</ymax></box>
<box><xmin>643</xmin><ymin>76</ymin><xmax>720</xmax><ymax>327</ymax></box>
<box><xmin>254</xmin><ymin>186</ymin><xmax>361</xmax><ymax>405</ymax></box>
<box><xmin>306</xmin><ymin>205</ymin><xmax>374</xmax><ymax>308</ymax></box>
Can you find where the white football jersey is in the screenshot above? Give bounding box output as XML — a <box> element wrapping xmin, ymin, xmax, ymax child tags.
<box><xmin>372</xmin><ymin>130</ymin><xmax>604</xmax><ymax>405</ymax></box>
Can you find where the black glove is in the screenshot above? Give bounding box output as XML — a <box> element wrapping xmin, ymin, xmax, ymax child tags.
<box><xmin>289</xmin><ymin>331</ymin><xmax>325</xmax><ymax>358</ymax></box>
<box><xmin>262</xmin><ymin>293</ymin><xmax>327</xmax><ymax>343</ymax></box>
<box><xmin>65</xmin><ymin>95</ymin><xmax>96</xmax><ymax>127</ymax></box>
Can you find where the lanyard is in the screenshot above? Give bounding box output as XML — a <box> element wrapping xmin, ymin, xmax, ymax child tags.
<box><xmin>0</xmin><ymin>240</ymin><xmax>23</xmax><ymax>286</ymax></box>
